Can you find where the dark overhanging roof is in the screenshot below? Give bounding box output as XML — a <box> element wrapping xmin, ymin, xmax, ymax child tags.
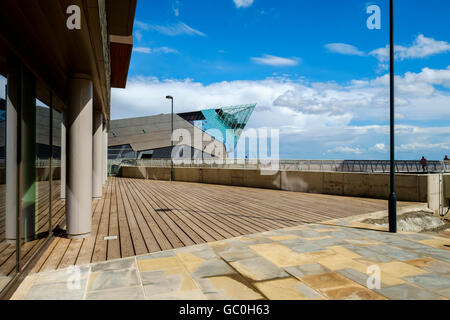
<box><xmin>0</xmin><ymin>0</ymin><xmax>137</xmax><ymax>120</ymax></box>
<box><xmin>177</xmin><ymin>111</ymin><xmax>206</xmax><ymax>122</ymax></box>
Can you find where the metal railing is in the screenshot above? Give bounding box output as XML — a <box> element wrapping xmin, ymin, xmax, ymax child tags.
<box><xmin>107</xmin><ymin>158</ymin><xmax>450</xmax><ymax>174</ymax></box>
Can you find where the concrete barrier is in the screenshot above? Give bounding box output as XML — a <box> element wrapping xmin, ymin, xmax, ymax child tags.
<box><xmin>146</xmin><ymin>167</ymin><xmax>170</xmax><ymax>180</ymax></box>
<box><xmin>118</xmin><ymin>166</ymin><xmax>438</xmax><ymax>209</ymax></box>
<box><xmin>174</xmin><ymin>167</ymin><xmax>202</xmax><ymax>182</ymax></box>
<box><xmin>120</xmin><ymin>166</ymin><xmax>148</xmax><ymax>179</ymax></box>
<box><xmin>427</xmin><ymin>174</ymin><xmax>440</xmax><ymax>213</ymax></box>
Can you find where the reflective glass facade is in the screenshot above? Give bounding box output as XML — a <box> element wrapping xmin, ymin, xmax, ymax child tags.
<box><xmin>0</xmin><ymin>74</ymin><xmax>14</xmax><ymax>293</ymax></box>
<box><xmin>192</xmin><ymin>104</ymin><xmax>255</xmax><ymax>153</ymax></box>
<box><xmin>0</xmin><ymin>70</ymin><xmax>63</xmax><ymax>296</ymax></box>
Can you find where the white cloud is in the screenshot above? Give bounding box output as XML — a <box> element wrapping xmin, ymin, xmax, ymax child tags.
<box><xmin>112</xmin><ymin>66</ymin><xmax>450</xmax><ymax>159</ymax></box>
<box><xmin>396</xmin><ymin>142</ymin><xmax>450</xmax><ymax>152</ymax></box>
<box><xmin>133</xmin><ymin>46</ymin><xmax>179</xmax><ymax>54</ymax></box>
<box><xmin>325</xmin><ymin>43</ymin><xmax>365</xmax><ymax>56</ymax></box>
<box><xmin>327</xmin><ymin>35</ymin><xmax>450</xmax><ymax>72</ymax></box>
<box><xmin>370</xmin><ymin>143</ymin><xmax>388</xmax><ymax>153</ymax></box>
<box><xmin>112</xmin><ymin>67</ymin><xmax>450</xmax><ymax>123</ymax></box>
<box><xmin>133</xmin><ymin>47</ymin><xmax>151</xmax><ymax>54</ymax></box>
<box><xmin>370</xmin><ymin>34</ymin><xmax>450</xmax><ymax>62</ymax></box>
<box><xmin>251</xmin><ymin>55</ymin><xmax>300</xmax><ymax>67</ymax></box>
<box><xmin>327</xmin><ymin>146</ymin><xmax>363</xmax><ymax>155</ymax></box>
<box><xmin>233</xmin><ymin>0</ymin><xmax>254</xmax><ymax>8</ymax></box>
<box><xmin>135</xmin><ymin>21</ymin><xmax>206</xmax><ymax>37</ymax></box>
<box><xmin>134</xmin><ymin>30</ymin><xmax>143</xmax><ymax>42</ymax></box>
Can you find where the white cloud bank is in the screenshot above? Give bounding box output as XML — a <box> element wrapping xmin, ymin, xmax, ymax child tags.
<box><xmin>233</xmin><ymin>0</ymin><xmax>254</xmax><ymax>8</ymax></box>
<box><xmin>370</xmin><ymin>34</ymin><xmax>450</xmax><ymax>62</ymax></box>
<box><xmin>251</xmin><ymin>55</ymin><xmax>300</xmax><ymax>67</ymax></box>
<box><xmin>325</xmin><ymin>43</ymin><xmax>365</xmax><ymax>56</ymax></box>
<box><xmin>135</xmin><ymin>21</ymin><xmax>206</xmax><ymax>37</ymax></box>
<box><xmin>133</xmin><ymin>46</ymin><xmax>179</xmax><ymax>54</ymax></box>
<box><xmin>326</xmin><ymin>34</ymin><xmax>450</xmax><ymax>64</ymax></box>
<box><xmin>112</xmin><ymin>66</ymin><xmax>450</xmax><ymax>159</ymax></box>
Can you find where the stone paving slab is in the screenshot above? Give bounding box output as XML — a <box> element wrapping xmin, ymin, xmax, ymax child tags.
<box><xmin>11</xmin><ymin>221</ymin><xmax>450</xmax><ymax>300</ymax></box>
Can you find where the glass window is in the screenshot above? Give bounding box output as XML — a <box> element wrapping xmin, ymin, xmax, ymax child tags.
<box><xmin>51</xmin><ymin>108</ymin><xmax>64</xmax><ymax>230</ymax></box>
<box><xmin>20</xmin><ymin>95</ymin><xmax>51</xmax><ymax>264</ymax></box>
<box><xmin>0</xmin><ymin>73</ymin><xmax>16</xmax><ymax>292</ymax></box>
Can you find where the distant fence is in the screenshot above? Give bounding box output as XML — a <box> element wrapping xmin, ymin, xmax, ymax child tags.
<box><xmin>107</xmin><ymin>158</ymin><xmax>449</xmax><ymax>175</ymax></box>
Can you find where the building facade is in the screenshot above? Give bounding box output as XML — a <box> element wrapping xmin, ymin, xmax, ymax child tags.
<box><xmin>108</xmin><ymin>104</ymin><xmax>256</xmax><ymax>160</ymax></box>
<box><xmin>0</xmin><ymin>0</ymin><xmax>137</xmax><ymax>297</ymax></box>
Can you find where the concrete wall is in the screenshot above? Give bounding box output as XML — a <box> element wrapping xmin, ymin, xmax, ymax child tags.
<box><xmin>119</xmin><ymin>166</ymin><xmax>437</xmax><ymax>206</ymax></box>
<box><xmin>427</xmin><ymin>174</ymin><xmax>440</xmax><ymax>213</ymax></box>
<box><xmin>281</xmin><ymin>171</ymin><xmax>428</xmax><ymax>202</ymax></box>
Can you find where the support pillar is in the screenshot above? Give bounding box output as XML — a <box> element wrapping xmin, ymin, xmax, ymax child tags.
<box><xmin>60</xmin><ymin>112</ymin><xmax>66</xmax><ymax>199</ymax></box>
<box><xmin>21</xmin><ymin>67</ymin><xmax>36</xmax><ymax>242</ymax></box>
<box><xmin>92</xmin><ymin>108</ymin><xmax>103</xmax><ymax>198</ymax></box>
<box><xmin>103</xmin><ymin>125</ymin><xmax>107</xmax><ymax>184</ymax></box>
<box><xmin>5</xmin><ymin>59</ymin><xmax>19</xmax><ymax>243</ymax></box>
<box><xmin>66</xmin><ymin>75</ymin><xmax>93</xmax><ymax>239</ymax></box>
<box><xmin>5</xmin><ymin>61</ymin><xmax>36</xmax><ymax>243</ymax></box>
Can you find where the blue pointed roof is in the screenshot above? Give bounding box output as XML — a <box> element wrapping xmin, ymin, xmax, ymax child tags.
<box><xmin>188</xmin><ymin>104</ymin><xmax>256</xmax><ymax>153</ymax></box>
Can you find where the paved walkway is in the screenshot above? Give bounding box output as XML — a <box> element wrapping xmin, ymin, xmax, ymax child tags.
<box><xmin>12</xmin><ymin>218</ymin><xmax>450</xmax><ymax>300</ymax></box>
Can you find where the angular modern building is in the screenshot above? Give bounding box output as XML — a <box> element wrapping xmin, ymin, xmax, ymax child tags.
<box><xmin>108</xmin><ymin>104</ymin><xmax>256</xmax><ymax>160</ymax></box>
<box><xmin>0</xmin><ymin>0</ymin><xmax>137</xmax><ymax>297</ymax></box>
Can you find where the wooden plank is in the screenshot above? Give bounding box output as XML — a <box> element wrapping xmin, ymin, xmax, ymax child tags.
<box><xmin>121</xmin><ymin>179</ymin><xmax>164</xmax><ymax>252</ymax></box>
<box><xmin>116</xmin><ymin>178</ymin><xmax>149</xmax><ymax>256</ymax></box>
<box><xmin>114</xmin><ymin>177</ymin><xmax>135</xmax><ymax>258</ymax></box>
<box><xmin>76</xmin><ymin>197</ymin><xmax>103</xmax><ymax>265</ymax></box>
<box><xmin>125</xmin><ymin>179</ymin><xmax>194</xmax><ymax>248</ymax></box>
<box><xmin>58</xmin><ymin>239</ymin><xmax>83</xmax><ymax>269</ymax></box>
<box><xmin>130</xmin><ymin>178</ymin><xmax>208</xmax><ymax>244</ymax></box>
<box><xmin>91</xmin><ymin>181</ymin><xmax>112</xmax><ymax>263</ymax></box>
<box><xmin>107</xmin><ymin>177</ymin><xmax>121</xmax><ymax>260</ymax></box>
<box><xmin>39</xmin><ymin>237</ymin><xmax>71</xmax><ymax>272</ymax></box>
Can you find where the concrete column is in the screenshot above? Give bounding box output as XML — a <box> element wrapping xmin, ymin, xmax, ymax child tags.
<box><xmin>92</xmin><ymin>108</ymin><xmax>103</xmax><ymax>198</ymax></box>
<box><xmin>60</xmin><ymin>112</ymin><xmax>66</xmax><ymax>199</ymax></box>
<box><xmin>5</xmin><ymin>59</ymin><xmax>20</xmax><ymax>243</ymax></box>
<box><xmin>103</xmin><ymin>125</ymin><xmax>107</xmax><ymax>184</ymax></box>
<box><xmin>66</xmin><ymin>75</ymin><xmax>93</xmax><ymax>239</ymax></box>
<box><xmin>21</xmin><ymin>67</ymin><xmax>37</xmax><ymax>242</ymax></box>
<box><xmin>427</xmin><ymin>174</ymin><xmax>440</xmax><ymax>214</ymax></box>
<box><xmin>5</xmin><ymin>62</ymin><xmax>36</xmax><ymax>243</ymax></box>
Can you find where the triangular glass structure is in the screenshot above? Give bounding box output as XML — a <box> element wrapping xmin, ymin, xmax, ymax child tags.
<box><xmin>189</xmin><ymin>104</ymin><xmax>256</xmax><ymax>153</ymax></box>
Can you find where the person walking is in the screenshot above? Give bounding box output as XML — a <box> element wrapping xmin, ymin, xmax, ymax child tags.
<box><xmin>420</xmin><ymin>156</ymin><xmax>428</xmax><ymax>173</ymax></box>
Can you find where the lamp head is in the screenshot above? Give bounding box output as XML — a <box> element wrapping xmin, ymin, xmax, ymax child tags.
<box><xmin>166</xmin><ymin>95</ymin><xmax>173</xmax><ymax>100</ymax></box>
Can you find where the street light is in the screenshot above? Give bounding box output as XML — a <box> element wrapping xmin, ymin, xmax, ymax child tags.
<box><xmin>388</xmin><ymin>0</ymin><xmax>397</xmax><ymax>233</ymax></box>
<box><xmin>166</xmin><ymin>95</ymin><xmax>174</xmax><ymax>181</ymax></box>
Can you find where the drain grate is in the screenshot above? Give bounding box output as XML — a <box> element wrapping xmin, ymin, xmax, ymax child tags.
<box><xmin>103</xmin><ymin>235</ymin><xmax>118</xmax><ymax>241</ymax></box>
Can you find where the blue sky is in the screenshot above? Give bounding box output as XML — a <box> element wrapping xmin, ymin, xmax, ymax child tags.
<box><xmin>111</xmin><ymin>0</ymin><xmax>450</xmax><ymax>160</ymax></box>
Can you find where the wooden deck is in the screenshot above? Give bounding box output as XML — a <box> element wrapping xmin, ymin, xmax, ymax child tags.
<box><xmin>23</xmin><ymin>177</ymin><xmax>420</xmax><ymax>273</ymax></box>
<box><xmin>0</xmin><ymin>181</ymin><xmax>65</xmax><ymax>290</ymax></box>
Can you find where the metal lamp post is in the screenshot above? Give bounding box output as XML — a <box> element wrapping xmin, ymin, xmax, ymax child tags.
<box><xmin>166</xmin><ymin>95</ymin><xmax>174</xmax><ymax>181</ymax></box>
<box><xmin>388</xmin><ymin>0</ymin><xmax>397</xmax><ymax>233</ymax></box>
